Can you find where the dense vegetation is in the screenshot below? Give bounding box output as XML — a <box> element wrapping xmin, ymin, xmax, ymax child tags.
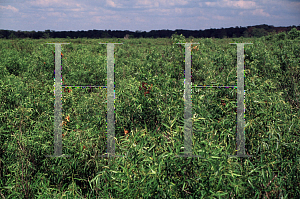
<box><xmin>1</xmin><ymin>24</ymin><xmax>299</xmax><ymax>40</ymax></box>
<box><xmin>0</xmin><ymin>29</ymin><xmax>299</xmax><ymax>198</ymax></box>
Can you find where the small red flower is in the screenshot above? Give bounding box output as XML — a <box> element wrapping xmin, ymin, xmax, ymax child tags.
<box><xmin>140</xmin><ymin>82</ymin><xmax>153</xmax><ymax>96</ymax></box>
<box><xmin>144</xmin><ymin>91</ymin><xmax>150</xmax><ymax>96</ymax></box>
<box><xmin>124</xmin><ymin>127</ymin><xmax>129</xmax><ymax>139</ymax></box>
<box><xmin>83</xmin><ymin>146</ymin><xmax>86</xmax><ymax>150</ymax></box>
<box><xmin>142</xmin><ymin>82</ymin><xmax>147</xmax><ymax>89</ymax></box>
<box><xmin>221</xmin><ymin>100</ymin><xmax>226</xmax><ymax>106</ymax></box>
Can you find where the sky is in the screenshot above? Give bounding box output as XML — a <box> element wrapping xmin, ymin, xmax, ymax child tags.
<box><xmin>0</xmin><ymin>0</ymin><xmax>299</xmax><ymax>33</ymax></box>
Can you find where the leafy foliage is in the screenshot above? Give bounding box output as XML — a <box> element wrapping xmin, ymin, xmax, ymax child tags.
<box><xmin>0</xmin><ymin>31</ymin><xmax>299</xmax><ymax>198</ymax></box>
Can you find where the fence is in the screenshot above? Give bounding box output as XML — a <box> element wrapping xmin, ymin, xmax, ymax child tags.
<box><xmin>45</xmin><ymin>42</ymin><xmax>253</xmax><ymax>160</ymax></box>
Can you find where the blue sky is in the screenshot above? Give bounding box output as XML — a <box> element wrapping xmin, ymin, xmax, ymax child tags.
<box><xmin>0</xmin><ymin>0</ymin><xmax>299</xmax><ymax>32</ymax></box>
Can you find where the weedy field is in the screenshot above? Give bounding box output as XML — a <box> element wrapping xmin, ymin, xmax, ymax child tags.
<box><xmin>0</xmin><ymin>30</ymin><xmax>299</xmax><ymax>198</ymax></box>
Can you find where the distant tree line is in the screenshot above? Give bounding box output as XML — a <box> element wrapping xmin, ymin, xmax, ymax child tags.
<box><xmin>1</xmin><ymin>24</ymin><xmax>299</xmax><ymax>40</ymax></box>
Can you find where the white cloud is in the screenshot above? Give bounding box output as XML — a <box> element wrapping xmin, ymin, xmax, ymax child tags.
<box><xmin>0</xmin><ymin>5</ymin><xmax>19</xmax><ymax>12</ymax></box>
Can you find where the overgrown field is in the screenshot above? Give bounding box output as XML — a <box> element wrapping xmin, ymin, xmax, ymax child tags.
<box><xmin>0</xmin><ymin>30</ymin><xmax>299</xmax><ymax>198</ymax></box>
